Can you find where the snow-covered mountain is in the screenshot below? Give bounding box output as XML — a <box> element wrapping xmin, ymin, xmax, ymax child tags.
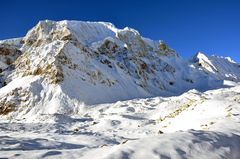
<box><xmin>0</xmin><ymin>20</ymin><xmax>240</xmax><ymax>120</ymax></box>
<box><xmin>0</xmin><ymin>20</ymin><xmax>240</xmax><ymax>159</ymax></box>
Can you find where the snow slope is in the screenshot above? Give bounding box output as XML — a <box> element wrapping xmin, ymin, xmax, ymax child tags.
<box><xmin>0</xmin><ymin>20</ymin><xmax>240</xmax><ymax>158</ymax></box>
<box><xmin>0</xmin><ymin>85</ymin><xmax>240</xmax><ymax>159</ymax></box>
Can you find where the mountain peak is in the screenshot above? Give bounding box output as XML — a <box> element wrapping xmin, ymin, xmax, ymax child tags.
<box><xmin>0</xmin><ymin>20</ymin><xmax>240</xmax><ymax>118</ymax></box>
<box><xmin>193</xmin><ymin>52</ymin><xmax>208</xmax><ymax>60</ymax></box>
<box><xmin>23</xmin><ymin>20</ymin><xmax>119</xmax><ymax>47</ymax></box>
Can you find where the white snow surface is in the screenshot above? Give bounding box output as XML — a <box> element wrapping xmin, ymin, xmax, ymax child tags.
<box><xmin>0</xmin><ymin>20</ymin><xmax>240</xmax><ymax>158</ymax></box>
<box><xmin>1</xmin><ymin>85</ymin><xmax>240</xmax><ymax>159</ymax></box>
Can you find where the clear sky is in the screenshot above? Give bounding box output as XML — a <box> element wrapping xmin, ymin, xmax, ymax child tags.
<box><xmin>0</xmin><ymin>0</ymin><xmax>239</xmax><ymax>62</ymax></box>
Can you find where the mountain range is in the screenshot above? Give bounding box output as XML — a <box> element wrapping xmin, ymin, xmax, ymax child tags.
<box><xmin>0</xmin><ymin>20</ymin><xmax>240</xmax><ymax>159</ymax></box>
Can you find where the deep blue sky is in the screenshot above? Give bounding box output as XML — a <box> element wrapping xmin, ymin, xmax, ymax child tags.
<box><xmin>1</xmin><ymin>0</ymin><xmax>239</xmax><ymax>62</ymax></box>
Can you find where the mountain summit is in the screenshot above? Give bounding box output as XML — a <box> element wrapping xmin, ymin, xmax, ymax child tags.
<box><xmin>0</xmin><ymin>20</ymin><xmax>240</xmax><ymax>120</ymax></box>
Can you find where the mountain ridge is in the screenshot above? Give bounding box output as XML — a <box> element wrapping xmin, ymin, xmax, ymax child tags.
<box><xmin>0</xmin><ymin>20</ymin><xmax>239</xmax><ymax>120</ymax></box>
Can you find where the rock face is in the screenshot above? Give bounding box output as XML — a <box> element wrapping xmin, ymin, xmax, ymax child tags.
<box><xmin>0</xmin><ymin>20</ymin><xmax>239</xmax><ymax>120</ymax></box>
<box><xmin>0</xmin><ymin>43</ymin><xmax>22</xmax><ymax>87</ymax></box>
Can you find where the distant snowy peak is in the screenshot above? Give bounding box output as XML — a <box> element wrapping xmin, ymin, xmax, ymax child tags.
<box><xmin>192</xmin><ymin>52</ymin><xmax>218</xmax><ymax>73</ymax></box>
<box><xmin>192</xmin><ymin>52</ymin><xmax>240</xmax><ymax>81</ymax></box>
